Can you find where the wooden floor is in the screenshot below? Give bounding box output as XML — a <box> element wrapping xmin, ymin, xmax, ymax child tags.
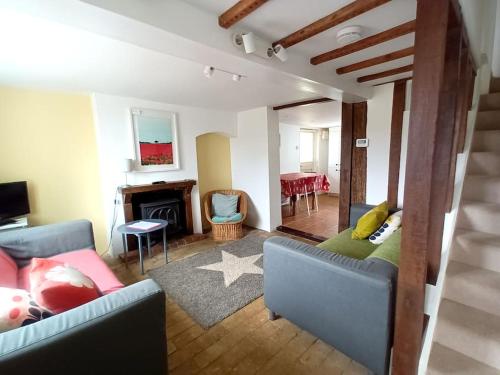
<box><xmin>107</xmin><ymin>228</ymin><xmax>369</xmax><ymax>375</ymax></box>
<box><xmin>282</xmin><ymin>194</ymin><xmax>339</xmax><ymax>239</ymax></box>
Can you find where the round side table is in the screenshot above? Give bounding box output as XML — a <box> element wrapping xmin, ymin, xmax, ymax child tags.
<box><xmin>117</xmin><ymin>219</ymin><xmax>168</xmax><ymax>274</ymax></box>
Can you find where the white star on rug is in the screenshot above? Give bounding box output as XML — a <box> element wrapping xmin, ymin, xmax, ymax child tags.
<box><xmin>197</xmin><ymin>251</ymin><xmax>263</xmax><ymax>287</ymax></box>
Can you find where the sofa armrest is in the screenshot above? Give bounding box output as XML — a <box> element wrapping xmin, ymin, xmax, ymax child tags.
<box><xmin>0</xmin><ymin>279</ymin><xmax>166</xmax><ymax>375</ymax></box>
<box><xmin>0</xmin><ymin>220</ymin><xmax>96</xmax><ymax>267</ymax></box>
<box><xmin>264</xmin><ymin>237</ymin><xmax>396</xmax><ymax>375</ymax></box>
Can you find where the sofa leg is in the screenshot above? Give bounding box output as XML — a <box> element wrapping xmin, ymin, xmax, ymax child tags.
<box><xmin>268</xmin><ymin>310</ymin><xmax>279</xmax><ymax>321</ymax></box>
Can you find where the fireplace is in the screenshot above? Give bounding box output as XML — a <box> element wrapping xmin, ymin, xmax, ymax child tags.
<box><xmin>119</xmin><ymin>180</ymin><xmax>196</xmax><ymax>250</ymax></box>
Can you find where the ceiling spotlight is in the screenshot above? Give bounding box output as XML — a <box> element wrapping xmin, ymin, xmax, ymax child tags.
<box><xmin>241</xmin><ymin>32</ymin><xmax>256</xmax><ymax>54</ymax></box>
<box><xmin>203</xmin><ymin>66</ymin><xmax>215</xmax><ymax>78</ymax></box>
<box><xmin>336</xmin><ymin>26</ymin><xmax>362</xmax><ymax>45</ymax></box>
<box><xmin>272</xmin><ymin>44</ymin><xmax>288</xmax><ymax>62</ymax></box>
<box><xmin>232</xmin><ymin>74</ymin><xmax>241</xmax><ymax>82</ymax></box>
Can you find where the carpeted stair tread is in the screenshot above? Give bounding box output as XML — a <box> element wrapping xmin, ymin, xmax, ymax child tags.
<box><xmin>434</xmin><ymin>299</ymin><xmax>500</xmax><ymax>370</ymax></box>
<box><xmin>452</xmin><ymin>229</ymin><xmax>500</xmax><ymax>273</ymax></box>
<box><xmin>428</xmin><ymin>343</ymin><xmax>500</xmax><ymax>375</ymax></box>
<box><xmin>444</xmin><ymin>261</ymin><xmax>500</xmax><ymax>318</ymax></box>
<box><xmin>468</xmin><ymin>151</ymin><xmax>500</xmax><ymax>175</ymax></box>
<box><xmin>472</xmin><ymin>129</ymin><xmax>500</xmax><ymax>152</ymax></box>
<box><xmin>475</xmin><ymin>111</ymin><xmax>500</xmax><ymax>131</ymax></box>
<box><xmin>457</xmin><ymin>200</ymin><xmax>500</xmax><ymax>235</ymax></box>
<box><xmin>462</xmin><ymin>175</ymin><xmax>500</xmax><ymax>204</ymax></box>
<box><xmin>479</xmin><ymin>92</ymin><xmax>500</xmax><ymax>111</ymax></box>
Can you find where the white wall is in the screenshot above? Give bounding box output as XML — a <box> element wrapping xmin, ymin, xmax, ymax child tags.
<box><xmin>91</xmin><ymin>93</ymin><xmax>237</xmax><ymax>256</ymax></box>
<box><xmin>365</xmin><ymin>84</ymin><xmax>394</xmax><ymax>205</ymax></box>
<box><xmin>279</xmin><ymin>123</ymin><xmax>300</xmax><ymax>173</ymax></box>
<box><xmin>492</xmin><ymin>0</ymin><xmax>500</xmax><ymax>77</ymax></box>
<box><xmin>231</xmin><ymin>107</ymin><xmax>281</xmax><ymax>231</ymax></box>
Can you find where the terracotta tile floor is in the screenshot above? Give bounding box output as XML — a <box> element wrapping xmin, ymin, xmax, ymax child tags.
<box><xmin>106</xmin><ymin>227</ymin><xmax>369</xmax><ymax>375</ymax></box>
<box><xmin>281</xmin><ymin>194</ymin><xmax>339</xmax><ymax>239</ymax></box>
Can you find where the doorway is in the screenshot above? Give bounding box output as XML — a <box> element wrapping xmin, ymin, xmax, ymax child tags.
<box><xmin>275</xmin><ymin>100</ymin><xmax>341</xmax><ymax>241</ymax></box>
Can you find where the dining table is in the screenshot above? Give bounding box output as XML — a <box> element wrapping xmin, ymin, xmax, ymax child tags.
<box><xmin>280</xmin><ymin>172</ymin><xmax>331</xmax><ymax>216</ymax></box>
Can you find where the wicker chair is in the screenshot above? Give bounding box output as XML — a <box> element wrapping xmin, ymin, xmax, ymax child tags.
<box><xmin>203</xmin><ymin>189</ymin><xmax>248</xmax><ymax>241</ymax></box>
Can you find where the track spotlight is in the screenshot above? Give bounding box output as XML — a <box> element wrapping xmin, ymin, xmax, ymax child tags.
<box><xmin>241</xmin><ymin>32</ymin><xmax>256</xmax><ymax>54</ymax></box>
<box><xmin>272</xmin><ymin>44</ymin><xmax>288</xmax><ymax>62</ymax></box>
<box><xmin>203</xmin><ymin>66</ymin><xmax>215</xmax><ymax>78</ymax></box>
<box><xmin>232</xmin><ymin>74</ymin><xmax>242</xmax><ymax>82</ymax></box>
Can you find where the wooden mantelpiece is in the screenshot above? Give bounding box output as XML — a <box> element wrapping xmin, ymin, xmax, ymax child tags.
<box><xmin>119</xmin><ymin>180</ymin><xmax>197</xmax><ymax>250</ymax></box>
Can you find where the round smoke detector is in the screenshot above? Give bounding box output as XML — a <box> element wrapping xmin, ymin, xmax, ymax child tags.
<box><xmin>336</xmin><ymin>26</ymin><xmax>363</xmax><ymax>45</ymax></box>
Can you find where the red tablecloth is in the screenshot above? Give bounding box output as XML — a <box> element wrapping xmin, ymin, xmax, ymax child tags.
<box><xmin>280</xmin><ymin>173</ymin><xmax>331</xmax><ymax>197</ymax></box>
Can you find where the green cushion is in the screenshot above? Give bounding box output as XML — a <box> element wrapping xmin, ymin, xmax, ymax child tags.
<box><xmin>212</xmin><ymin>193</ymin><xmax>238</xmax><ymax>217</ymax></box>
<box><xmin>367</xmin><ymin>228</ymin><xmax>401</xmax><ymax>267</ymax></box>
<box><xmin>212</xmin><ymin>213</ymin><xmax>243</xmax><ymax>223</ymax></box>
<box><xmin>317</xmin><ymin>228</ymin><xmax>379</xmax><ymax>260</ymax></box>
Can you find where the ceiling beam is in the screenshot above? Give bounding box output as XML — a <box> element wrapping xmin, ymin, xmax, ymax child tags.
<box><xmin>357</xmin><ymin>64</ymin><xmax>413</xmax><ymax>83</ymax></box>
<box><xmin>218</xmin><ymin>0</ymin><xmax>268</xmax><ymax>29</ymax></box>
<box><xmin>311</xmin><ymin>20</ymin><xmax>416</xmax><ymax>65</ymax></box>
<box><xmin>337</xmin><ymin>46</ymin><xmax>414</xmax><ymax>75</ymax></box>
<box><xmin>273</xmin><ymin>0</ymin><xmax>390</xmax><ymax>49</ymax></box>
<box><xmin>373</xmin><ymin>76</ymin><xmax>412</xmax><ymax>86</ymax></box>
<box><xmin>273</xmin><ymin>97</ymin><xmax>333</xmax><ymax>110</ymax></box>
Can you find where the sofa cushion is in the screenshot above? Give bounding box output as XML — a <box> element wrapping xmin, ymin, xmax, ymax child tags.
<box><xmin>0</xmin><ymin>287</ymin><xmax>53</xmax><ymax>333</ymax></box>
<box><xmin>317</xmin><ymin>228</ymin><xmax>379</xmax><ymax>260</ymax></box>
<box><xmin>352</xmin><ymin>201</ymin><xmax>389</xmax><ymax>240</ymax></box>
<box><xmin>369</xmin><ymin>211</ymin><xmax>402</xmax><ymax>245</ymax></box>
<box><xmin>367</xmin><ymin>228</ymin><xmax>402</xmax><ymax>267</ymax></box>
<box><xmin>18</xmin><ymin>249</ymin><xmax>124</xmax><ymax>295</ymax></box>
<box><xmin>212</xmin><ymin>213</ymin><xmax>243</xmax><ymax>223</ymax></box>
<box><xmin>0</xmin><ymin>248</ymin><xmax>18</xmax><ymax>288</ymax></box>
<box><xmin>29</xmin><ymin>258</ymin><xmax>101</xmax><ymax>314</ymax></box>
<box><xmin>212</xmin><ymin>193</ymin><xmax>238</xmax><ymax>217</ymax></box>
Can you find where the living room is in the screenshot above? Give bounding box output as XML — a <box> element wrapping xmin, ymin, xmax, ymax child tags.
<box><xmin>1</xmin><ymin>1</ymin><xmax>500</xmax><ymax>375</ymax></box>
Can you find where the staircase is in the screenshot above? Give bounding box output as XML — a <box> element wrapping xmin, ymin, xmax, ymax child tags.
<box><xmin>428</xmin><ymin>78</ymin><xmax>500</xmax><ymax>374</ymax></box>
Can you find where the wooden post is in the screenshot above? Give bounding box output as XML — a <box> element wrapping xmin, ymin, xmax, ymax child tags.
<box><xmin>387</xmin><ymin>80</ymin><xmax>407</xmax><ymax>208</ymax></box>
<box><xmin>351</xmin><ymin>102</ymin><xmax>367</xmax><ymax>204</ymax></box>
<box><xmin>338</xmin><ymin>103</ymin><xmax>353</xmax><ymax>231</ymax></box>
<box><xmin>391</xmin><ymin>0</ymin><xmax>453</xmax><ymax>373</ymax></box>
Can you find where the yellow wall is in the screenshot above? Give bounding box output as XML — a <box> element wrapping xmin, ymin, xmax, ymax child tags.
<box><xmin>0</xmin><ymin>86</ymin><xmax>107</xmax><ymax>253</ymax></box>
<box><xmin>196</xmin><ymin>133</ymin><xmax>232</xmax><ymax>230</ymax></box>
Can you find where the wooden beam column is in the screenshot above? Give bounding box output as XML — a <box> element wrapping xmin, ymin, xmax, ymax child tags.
<box><xmin>391</xmin><ymin>0</ymin><xmax>453</xmax><ymax>373</ymax></box>
<box><xmin>351</xmin><ymin>102</ymin><xmax>368</xmax><ymax>204</ymax></box>
<box><xmin>338</xmin><ymin>103</ymin><xmax>354</xmax><ymax>231</ymax></box>
<box><xmin>387</xmin><ymin>80</ymin><xmax>407</xmax><ymax>208</ymax></box>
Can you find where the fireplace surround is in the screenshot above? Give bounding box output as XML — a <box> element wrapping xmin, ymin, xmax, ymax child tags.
<box><xmin>119</xmin><ymin>180</ymin><xmax>196</xmax><ymax>250</ymax></box>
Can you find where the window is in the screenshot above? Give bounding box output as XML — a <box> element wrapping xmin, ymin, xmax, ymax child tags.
<box><xmin>299</xmin><ymin>131</ymin><xmax>314</xmax><ymax>163</ymax></box>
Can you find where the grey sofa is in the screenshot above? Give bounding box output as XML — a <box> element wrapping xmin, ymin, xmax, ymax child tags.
<box><xmin>0</xmin><ymin>220</ymin><xmax>167</xmax><ymax>375</ymax></box>
<box><xmin>264</xmin><ymin>204</ymin><xmax>397</xmax><ymax>375</ymax></box>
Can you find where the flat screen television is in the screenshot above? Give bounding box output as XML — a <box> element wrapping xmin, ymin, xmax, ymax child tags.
<box><xmin>0</xmin><ymin>181</ymin><xmax>30</xmax><ymax>225</ymax></box>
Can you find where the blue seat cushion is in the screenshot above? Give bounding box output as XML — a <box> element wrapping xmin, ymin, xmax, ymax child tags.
<box><xmin>212</xmin><ymin>213</ymin><xmax>243</xmax><ymax>223</ymax></box>
<box><xmin>212</xmin><ymin>193</ymin><xmax>238</xmax><ymax>217</ymax></box>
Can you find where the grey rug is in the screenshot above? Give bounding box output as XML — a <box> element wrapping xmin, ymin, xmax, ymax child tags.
<box><xmin>148</xmin><ymin>234</ymin><xmax>266</xmax><ymax>328</ymax></box>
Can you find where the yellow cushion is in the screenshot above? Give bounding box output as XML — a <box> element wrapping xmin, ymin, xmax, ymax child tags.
<box><xmin>351</xmin><ymin>202</ymin><xmax>389</xmax><ymax>240</ymax></box>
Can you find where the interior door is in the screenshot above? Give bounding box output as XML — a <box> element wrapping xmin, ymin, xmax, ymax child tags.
<box><xmin>328</xmin><ymin>127</ymin><xmax>341</xmax><ymax>193</ymax></box>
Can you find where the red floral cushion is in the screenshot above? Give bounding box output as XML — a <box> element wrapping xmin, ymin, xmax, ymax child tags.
<box><xmin>0</xmin><ymin>287</ymin><xmax>53</xmax><ymax>333</ymax></box>
<box><xmin>29</xmin><ymin>258</ymin><xmax>100</xmax><ymax>313</ymax></box>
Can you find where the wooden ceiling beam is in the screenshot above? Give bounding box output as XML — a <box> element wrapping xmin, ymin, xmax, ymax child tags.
<box><xmin>218</xmin><ymin>0</ymin><xmax>268</xmax><ymax>29</ymax></box>
<box><xmin>311</xmin><ymin>20</ymin><xmax>416</xmax><ymax>65</ymax></box>
<box><xmin>357</xmin><ymin>64</ymin><xmax>413</xmax><ymax>83</ymax></box>
<box><xmin>373</xmin><ymin>76</ymin><xmax>412</xmax><ymax>86</ymax></box>
<box><xmin>273</xmin><ymin>0</ymin><xmax>390</xmax><ymax>49</ymax></box>
<box><xmin>337</xmin><ymin>46</ymin><xmax>414</xmax><ymax>75</ymax></box>
<box><xmin>273</xmin><ymin>97</ymin><xmax>333</xmax><ymax>111</ymax></box>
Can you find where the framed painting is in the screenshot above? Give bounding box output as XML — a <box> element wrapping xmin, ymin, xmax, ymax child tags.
<box><xmin>131</xmin><ymin>108</ymin><xmax>180</xmax><ymax>172</ymax></box>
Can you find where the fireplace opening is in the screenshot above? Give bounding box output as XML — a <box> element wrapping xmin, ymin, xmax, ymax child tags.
<box><xmin>140</xmin><ymin>198</ymin><xmax>182</xmax><ymax>236</ymax></box>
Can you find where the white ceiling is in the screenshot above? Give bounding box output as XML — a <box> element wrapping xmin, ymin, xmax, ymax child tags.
<box><xmin>278</xmin><ymin>101</ymin><xmax>341</xmax><ymax>128</ymax></box>
<box><xmin>0</xmin><ymin>7</ymin><xmax>320</xmax><ymax>111</ymax></box>
<box><xmin>183</xmin><ymin>0</ymin><xmax>416</xmax><ymax>85</ymax></box>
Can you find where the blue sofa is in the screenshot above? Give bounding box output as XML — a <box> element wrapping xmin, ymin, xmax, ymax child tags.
<box><xmin>0</xmin><ymin>220</ymin><xmax>167</xmax><ymax>375</ymax></box>
<box><xmin>264</xmin><ymin>204</ymin><xmax>398</xmax><ymax>375</ymax></box>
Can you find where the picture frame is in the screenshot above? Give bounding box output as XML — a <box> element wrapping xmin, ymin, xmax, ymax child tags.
<box><xmin>130</xmin><ymin>108</ymin><xmax>180</xmax><ymax>172</ymax></box>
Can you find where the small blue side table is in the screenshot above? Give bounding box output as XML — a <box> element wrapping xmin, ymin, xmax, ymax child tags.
<box><xmin>117</xmin><ymin>219</ymin><xmax>168</xmax><ymax>274</ymax></box>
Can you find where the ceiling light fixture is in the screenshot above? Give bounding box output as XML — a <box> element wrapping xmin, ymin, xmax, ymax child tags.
<box><xmin>336</xmin><ymin>25</ymin><xmax>363</xmax><ymax>45</ymax></box>
<box><xmin>271</xmin><ymin>44</ymin><xmax>288</xmax><ymax>62</ymax></box>
<box><xmin>203</xmin><ymin>65</ymin><xmax>215</xmax><ymax>78</ymax></box>
<box><xmin>233</xmin><ymin>32</ymin><xmax>288</xmax><ymax>62</ymax></box>
<box><xmin>203</xmin><ymin>66</ymin><xmax>246</xmax><ymax>82</ymax></box>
